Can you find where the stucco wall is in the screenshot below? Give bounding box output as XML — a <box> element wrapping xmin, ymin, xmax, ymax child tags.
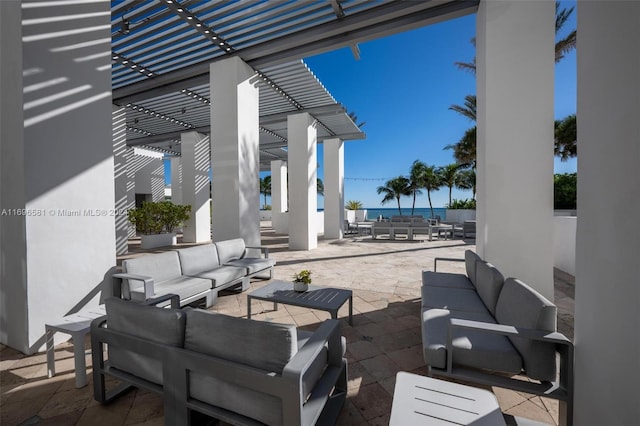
<box><xmin>1</xmin><ymin>2</ymin><xmax>116</xmax><ymax>354</ymax></box>
<box><xmin>553</xmin><ymin>216</ymin><xmax>576</xmax><ymax>275</ymax></box>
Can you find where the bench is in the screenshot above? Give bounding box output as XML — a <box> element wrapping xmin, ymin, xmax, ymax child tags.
<box><xmin>113</xmin><ymin>238</ymin><xmax>275</xmax><ymax>307</ymax></box>
<box><xmin>421</xmin><ymin>250</ymin><xmax>574</xmax><ymax>426</ymax></box>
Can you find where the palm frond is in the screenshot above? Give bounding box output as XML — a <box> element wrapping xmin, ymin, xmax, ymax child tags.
<box><xmin>555</xmin><ymin>29</ymin><xmax>576</xmax><ymax>62</ymax></box>
<box><xmin>454</xmin><ymin>60</ymin><xmax>476</xmax><ymax>75</ymax></box>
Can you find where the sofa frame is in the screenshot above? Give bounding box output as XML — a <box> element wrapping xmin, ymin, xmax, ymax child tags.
<box><xmin>424</xmin><ymin>256</ymin><xmax>574</xmax><ymax>426</ymax></box>
<box><xmin>112</xmin><ymin>239</ymin><xmax>274</xmax><ymax>308</ymax></box>
<box><xmin>91</xmin><ymin>296</ymin><xmax>347</xmax><ymax>426</ymax></box>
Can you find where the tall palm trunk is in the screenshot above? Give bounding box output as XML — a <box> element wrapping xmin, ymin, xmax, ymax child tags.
<box><xmin>411</xmin><ymin>192</ymin><xmax>417</xmax><ymax>215</ymax></box>
<box><xmin>396</xmin><ymin>196</ymin><xmax>402</xmax><ymax>216</ymax></box>
<box><xmin>449</xmin><ymin>187</ymin><xmax>453</xmax><ymax>207</ymax></box>
<box><xmin>263</xmin><ymin>194</ymin><xmax>267</xmax><ymax>209</ymax></box>
<box><xmin>427</xmin><ymin>191</ymin><xmax>434</xmax><ymax>218</ymax></box>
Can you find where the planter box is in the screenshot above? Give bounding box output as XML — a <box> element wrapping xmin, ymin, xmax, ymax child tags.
<box><xmin>445</xmin><ymin>209</ymin><xmax>476</xmax><ymax>223</ymax></box>
<box><xmin>141</xmin><ymin>233</ymin><xmax>177</xmax><ymax>249</ymax></box>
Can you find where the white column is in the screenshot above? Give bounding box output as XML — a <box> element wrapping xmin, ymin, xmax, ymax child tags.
<box><xmin>130</xmin><ymin>148</ymin><xmax>164</xmax><ymax>203</ymax></box>
<box><xmin>271</xmin><ymin>160</ymin><xmax>288</xmax><ymax>233</ymax></box>
<box><xmin>323</xmin><ymin>138</ymin><xmax>344</xmax><ymax>239</ymax></box>
<box><xmin>476</xmin><ymin>0</ymin><xmax>555</xmax><ymax>300</ymax></box>
<box><xmin>113</xmin><ymin>106</ymin><xmax>133</xmax><ymax>254</ymax></box>
<box><xmin>288</xmin><ymin>113</ymin><xmax>317</xmax><ymax>250</ymax></box>
<box><xmin>0</xmin><ymin>0</ymin><xmax>28</xmax><ymax>352</ymax></box>
<box><xmin>574</xmin><ymin>3</ymin><xmax>640</xmax><ymax>424</ymax></box>
<box><xmin>181</xmin><ymin>132</ymin><xmax>211</xmax><ymax>243</ymax></box>
<box><xmin>0</xmin><ymin>1</ymin><xmax>115</xmax><ymax>354</ymax></box>
<box><xmin>210</xmin><ymin>57</ymin><xmax>260</xmax><ymax>246</ymax></box>
<box><xmin>170</xmin><ymin>156</ymin><xmax>182</xmax><ymax>205</ymax></box>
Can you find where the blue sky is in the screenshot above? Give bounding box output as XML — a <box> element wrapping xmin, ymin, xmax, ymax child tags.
<box><xmin>168</xmin><ymin>2</ymin><xmax>577</xmax><ymax>209</ymax></box>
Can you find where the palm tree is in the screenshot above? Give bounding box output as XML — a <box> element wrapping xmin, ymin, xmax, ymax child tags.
<box><xmin>448</xmin><ymin>95</ymin><xmax>476</xmax><ymax>122</ymax></box>
<box><xmin>445</xmin><ymin>126</ymin><xmax>477</xmax><ymax>170</ymax></box>
<box><xmin>438</xmin><ymin>164</ymin><xmax>463</xmax><ymax>207</ymax></box>
<box><xmin>554</xmin><ymin>114</ymin><xmax>576</xmax><ymax>161</ymax></box>
<box><xmin>408</xmin><ymin>160</ymin><xmax>427</xmax><ymax>215</ymax></box>
<box><xmin>317</xmin><ymin>178</ymin><xmax>324</xmax><ymax>196</ymax></box>
<box><xmin>347</xmin><ymin>111</ymin><xmax>367</xmax><ymax>129</ymax></box>
<box><xmin>422</xmin><ymin>165</ymin><xmax>441</xmax><ymax>219</ymax></box>
<box><xmin>456</xmin><ymin>169</ymin><xmax>476</xmax><ymax>200</ymax></box>
<box><xmin>377</xmin><ymin>176</ymin><xmax>411</xmax><ymax>216</ymax></box>
<box><xmin>259</xmin><ymin>176</ymin><xmax>271</xmax><ymax>209</ymax></box>
<box><xmin>345</xmin><ymin>200</ymin><xmax>363</xmax><ymax>210</ymax></box>
<box><xmin>554</xmin><ymin>3</ymin><xmax>577</xmax><ymax>63</ymax></box>
<box><xmin>454</xmin><ymin>3</ymin><xmax>576</xmax><ymax>76</ymax></box>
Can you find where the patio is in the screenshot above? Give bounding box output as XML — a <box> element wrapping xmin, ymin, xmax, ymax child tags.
<box><xmin>0</xmin><ymin>224</ymin><xmax>574</xmax><ymax>425</ymax></box>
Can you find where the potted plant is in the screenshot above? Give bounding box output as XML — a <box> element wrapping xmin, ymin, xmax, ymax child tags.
<box><xmin>292</xmin><ymin>269</ymin><xmax>312</xmax><ymax>292</ymax></box>
<box><xmin>128</xmin><ymin>201</ymin><xmax>191</xmax><ymax>249</ymax></box>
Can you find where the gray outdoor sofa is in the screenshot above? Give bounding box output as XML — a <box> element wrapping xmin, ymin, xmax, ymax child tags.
<box><xmin>421</xmin><ymin>250</ymin><xmax>574</xmax><ymax>426</ymax></box>
<box><xmin>113</xmin><ymin>238</ymin><xmax>275</xmax><ymax>308</ymax></box>
<box><xmin>91</xmin><ymin>296</ymin><xmax>347</xmax><ymax>426</ymax></box>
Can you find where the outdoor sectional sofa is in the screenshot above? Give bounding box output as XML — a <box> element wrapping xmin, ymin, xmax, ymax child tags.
<box><xmin>421</xmin><ymin>250</ymin><xmax>574</xmax><ymax>426</ymax></box>
<box><xmin>91</xmin><ymin>296</ymin><xmax>347</xmax><ymax>425</ymax></box>
<box><xmin>113</xmin><ymin>238</ymin><xmax>275</xmax><ymax>307</ymax></box>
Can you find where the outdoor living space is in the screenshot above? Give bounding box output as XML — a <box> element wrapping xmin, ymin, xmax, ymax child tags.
<box><xmin>0</xmin><ymin>224</ymin><xmax>575</xmax><ymax>425</ymax></box>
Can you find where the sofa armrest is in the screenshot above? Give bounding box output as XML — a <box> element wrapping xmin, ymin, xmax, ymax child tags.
<box><xmin>446</xmin><ymin>318</ymin><xmax>574</xmax><ymax>401</ymax></box>
<box><xmin>283</xmin><ymin>320</ymin><xmax>343</xmax><ymax>382</ymax></box>
<box><xmin>433</xmin><ymin>257</ymin><xmax>464</xmax><ymax>272</ymax></box>
<box><xmin>245</xmin><ymin>245</ymin><xmax>270</xmax><ymax>259</ymax></box>
<box><xmin>437</xmin><ymin>318</ymin><xmax>574</xmax><ymax>426</ymax></box>
<box><xmin>112</xmin><ymin>273</ymin><xmax>155</xmax><ymax>300</ymax></box>
<box><xmin>143</xmin><ymin>293</ymin><xmax>180</xmax><ymax>309</ymax></box>
<box><xmin>448</xmin><ymin>318</ymin><xmax>571</xmax><ymax>344</ymax></box>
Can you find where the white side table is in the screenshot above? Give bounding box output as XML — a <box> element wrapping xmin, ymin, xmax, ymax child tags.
<box><xmin>45</xmin><ymin>305</ymin><xmax>106</xmax><ymax>388</ymax></box>
<box><xmin>390</xmin><ymin>372</ymin><xmax>506</xmax><ymax>426</ymax></box>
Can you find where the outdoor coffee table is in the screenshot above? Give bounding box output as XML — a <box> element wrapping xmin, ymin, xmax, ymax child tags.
<box><xmin>390</xmin><ymin>372</ymin><xmax>506</xmax><ymax>426</ymax></box>
<box><xmin>247</xmin><ymin>280</ymin><xmax>353</xmax><ymax>325</ymax></box>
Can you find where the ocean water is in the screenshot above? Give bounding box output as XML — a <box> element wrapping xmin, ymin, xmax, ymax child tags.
<box><xmin>363</xmin><ymin>207</ymin><xmax>448</xmax><ymax>221</ymax></box>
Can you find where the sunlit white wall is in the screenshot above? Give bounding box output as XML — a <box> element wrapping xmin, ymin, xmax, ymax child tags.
<box><xmin>1</xmin><ymin>1</ymin><xmax>115</xmax><ymax>354</ymax></box>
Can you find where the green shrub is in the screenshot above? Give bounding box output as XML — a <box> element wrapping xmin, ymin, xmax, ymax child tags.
<box><xmin>554</xmin><ymin>173</ymin><xmax>577</xmax><ymax>209</ymax></box>
<box><xmin>447</xmin><ymin>198</ymin><xmax>476</xmax><ymax>209</ymax></box>
<box><xmin>128</xmin><ymin>201</ymin><xmax>191</xmax><ymax>234</ymax></box>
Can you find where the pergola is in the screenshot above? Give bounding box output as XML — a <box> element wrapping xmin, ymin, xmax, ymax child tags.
<box><xmin>107</xmin><ymin>0</ymin><xmax>480</xmax><ymax>250</ymax></box>
<box><xmin>1</xmin><ymin>1</ymin><xmax>637</xmax><ymax>424</ymax></box>
<box><xmin>111</xmin><ymin>0</ymin><xmax>478</xmax><ymax>162</ymax></box>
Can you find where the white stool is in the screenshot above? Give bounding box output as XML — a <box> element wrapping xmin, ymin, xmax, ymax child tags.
<box><xmin>45</xmin><ymin>305</ymin><xmax>106</xmax><ymax>388</ymax></box>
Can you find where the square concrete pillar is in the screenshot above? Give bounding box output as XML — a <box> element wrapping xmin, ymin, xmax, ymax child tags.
<box><xmin>169</xmin><ymin>156</ymin><xmax>182</xmax><ymax>205</ymax></box>
<box><xmin>476</xmin><ymin>0</ymin><xmax>555</xmax><ymax>301</ymax></box>
<box><xmin>323</xmin><ymin>138</ymin><xmax>344</xmax><ymax>239</ymax></box>
<box><xmin>288</xmin><ymin>113</ymin><xmax>318</xmax><ymax>250</ymax></box>
<box><xmin>210</xmin><ymin>57</ymin><xmax>260</xmax><ymax>246</ymax></box>
<box><xmin>181</xmin><ymin>132</ymin><xmax>211</xmax><ymax>243</ymax></box>
<box><xmin>573</xmin><ymin>2</ymin><xmax>640</xmax><ymax>424</ymax></box>
<box><xmin>113</xmin><ymin>106</ymin><xmax>134</xmax><ymax>254</ymax></box>
<box><xmin>130</xmin><ymin>148</ymin><xmax>164</xmax><ymax>203</ymax></box>
<box><xmin>0</xmin><ymin>1</ymin><xmax>116</xmax><ymax>354</ymax></box>
<box><xmin>270</xmin><ymin>160</ymin><xmax>288</xmax><ymax>233</ymax></box>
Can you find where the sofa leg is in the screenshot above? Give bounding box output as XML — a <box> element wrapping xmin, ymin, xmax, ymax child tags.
<box><xmin>240</xmin><ymin>277</ymin><xmax>250</xmax><ymax>292</ymax></box>
<box><xmin>205</xmin><ymin>290</ymin><xmax>217</xmax><ymax>308</ymax></box>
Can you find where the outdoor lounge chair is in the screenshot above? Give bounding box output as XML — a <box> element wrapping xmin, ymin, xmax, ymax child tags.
<box><xmin>91</xmin><ymin>296</ymin><xmax>347</xmax><ymax>426</ymax></box>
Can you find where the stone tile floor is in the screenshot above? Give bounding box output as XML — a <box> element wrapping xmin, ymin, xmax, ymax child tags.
<box><xmin>0</xmin><ymin>224</ymin><xmax>574</xmax><ymax>425</ymax></box>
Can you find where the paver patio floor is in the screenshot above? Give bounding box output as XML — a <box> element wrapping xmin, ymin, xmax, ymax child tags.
<box><xmin>1</xmin><ymin>223</ymin><xmax>574</xmax><ymax>425</ymax></box>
